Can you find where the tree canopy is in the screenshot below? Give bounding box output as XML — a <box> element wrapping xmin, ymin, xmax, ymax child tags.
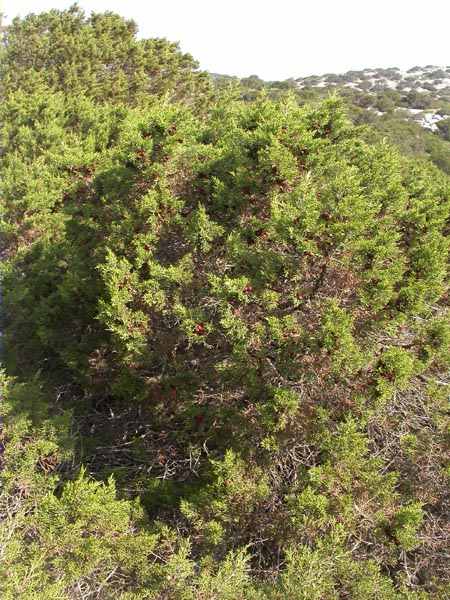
<box><xmin>1</xmin><ymin>4</ymin><xmax>212</xmax><ymax>106</ymax></box>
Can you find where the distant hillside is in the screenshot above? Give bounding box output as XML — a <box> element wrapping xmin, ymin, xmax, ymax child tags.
<box><xmin>297</xmin><ymin>65</ymin><xmax>450</xmax><ymax>96</ymax></box>
<box><xmin>296</xmin><ymin>65</ymin><xmax>450</xmax><ymax>131</ymax></box>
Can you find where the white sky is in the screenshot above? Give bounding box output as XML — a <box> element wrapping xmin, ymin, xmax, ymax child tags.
<box><xmin>4</xmin><ymin>1</ymin><xmax>450</xmax><ymax>80</ymax></box>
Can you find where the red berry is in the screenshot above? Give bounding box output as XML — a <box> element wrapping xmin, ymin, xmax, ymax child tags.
<box><xmin>194</xmin><ymin>323</ymin><xmax>205</xmax><ymax>335</ymax></box>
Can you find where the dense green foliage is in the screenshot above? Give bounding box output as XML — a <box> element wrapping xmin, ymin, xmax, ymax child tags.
<box><xmin>224</xmin><ymin>70</ymin><xmax>450</xmax><ymax>175</ymax></box>
<box><xmin>1</xmin><ymin>4</ymin><xmax>211</xmax><ymax>106</ymax></box>
<box><xmin>0</xmin><ymin>7</ymin><xmax>449</xmax><ymax>599</ymax></box>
